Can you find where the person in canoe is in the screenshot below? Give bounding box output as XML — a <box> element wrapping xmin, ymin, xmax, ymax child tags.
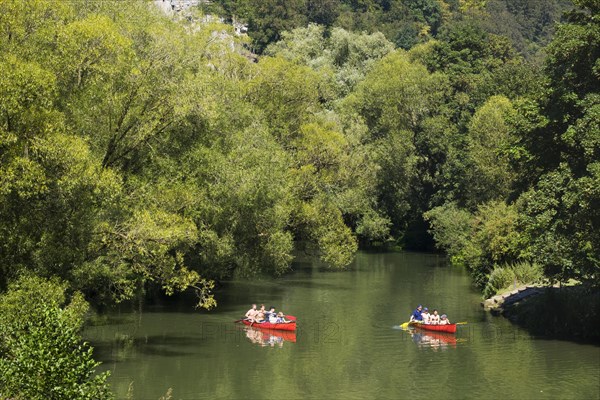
<box><xmin>266</xmin><ymin>306</ymin><xmax>293</xmax><ymax>324</ymax></box>
<box><xmin>255</xmin><ymin>304</ymin><xmax>266</xmax><ymax>323</ymax></box>
<box><xmin>409</xmin><ymin>305</ymin><xmax>423</xmax><ymax>322</ymax></box>
<box><xmin>267</xmin><ymin>306</ymin><xmax>277</xmax><ymax>323</ymax></box>
<box><xmin>245</xmin><ymin>304</ymin><xmax>258</xmax><ymax>322</ymax></box>
<box><xmin>439</xmin><ymin>314</ymin><xmax>451</xmax><ymax>325</ymax></box>
<box><xmin>421</xmin><ymin>307</ymin><xmax>431</xmax><ymax>324</ymax></box>
<box><xmin>429</xmin><ymin>309</ymin><xmax>440</xmax><ymax>325</ymax></box>
<box><xmin>276</xmin><ymin>311</ymin><xmax>292</xmax><ymax>323</ymax></box>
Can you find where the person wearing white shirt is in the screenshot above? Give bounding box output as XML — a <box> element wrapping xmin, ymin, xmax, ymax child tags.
<box><xmin>267</xmin><ymin>307</ymin><xmax>278</xmax><ymax>323</ymax></box>
<box><xmin>421</xmin><ymin>307</ymin><xmax>431</xmax><ymax>324</ymax></box>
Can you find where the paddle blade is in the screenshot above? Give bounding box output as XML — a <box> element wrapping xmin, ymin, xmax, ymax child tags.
<box><xmin>400</xmin><ymin>321</ymin><xmax>410</xmax><ymax>329</ymax></box>
<box><xmin>455</xmin><ymin>321</ymin><xmax>468</xmax><ymax>325</ymax></box>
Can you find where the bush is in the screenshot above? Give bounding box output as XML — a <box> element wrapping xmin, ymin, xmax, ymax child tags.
<box><xmin>483</xmin><ymin>261</ymin><xmax>543</xmax><ymax>298</ymax></box>
<box><xmin>483</xmin><ymin>266</ymin><xmax>514</xmax><ymax>299</ymax></box>
<box><xmin>511</xmin><ymin>260</ymin><xmax>544</xmax><ymax>284</ymax></box>
<box><xmin>0</xmin><ymin>275</ymin><xmax>112</xmax><ymax>400</ymax></box>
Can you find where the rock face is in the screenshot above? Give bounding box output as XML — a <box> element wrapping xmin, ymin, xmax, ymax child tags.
<box><xmin>154</xmin><ymin>0</ymin><xmax>173</xmax><ymax>14</ymax></box>
<box><xmin>152</xmin><ymin>0</ymin><xmax>249</xmax><ymax>36</ymax></box>
<box><xmin>154</xmin><ymin>0</ymin><xmax>202</xmax><ymax>14</ymax></box>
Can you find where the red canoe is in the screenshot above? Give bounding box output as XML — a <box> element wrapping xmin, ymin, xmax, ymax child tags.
<box><xmin>410</xmin><ymin>322</ymin><xmax>457</xmax><ymax>333</ymax></box>
<box><xmin>241</xmin><ymin>315</ymin><xmax>297</xmax><ymax>331</ymax></box>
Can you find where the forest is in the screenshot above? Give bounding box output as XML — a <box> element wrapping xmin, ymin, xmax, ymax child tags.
<box><xmin>0</xmin><ymin>0</ymin><xmax>598</xmax><ymax>397</ymax></box>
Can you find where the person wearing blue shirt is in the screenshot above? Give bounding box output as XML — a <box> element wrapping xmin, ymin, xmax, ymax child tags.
<box><xmin>266</xmin><ymin>306</ymin><xmax>277</xmax><ymax>323</ymax></box>
<box><xmin>410</xmin><ymin>304</ymin><xmax>423</xmax><ymax>322</ymax></box>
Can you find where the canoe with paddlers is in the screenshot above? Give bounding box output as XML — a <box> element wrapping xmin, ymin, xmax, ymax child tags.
<box><xmin>409</xmin><ymin>321</ymin><xmax>457</xmax><ymax>333</ymax></box>
<box><xmin>237</xmin><ymin>315</ymin><xmax>297</xmax><ymax>331</ymax></box>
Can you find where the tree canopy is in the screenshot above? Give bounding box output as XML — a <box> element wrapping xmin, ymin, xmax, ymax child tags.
<box><xmin>0</xmin><ymin>0</ymin><xmax>596</xmax><ymax>314</ymax></box>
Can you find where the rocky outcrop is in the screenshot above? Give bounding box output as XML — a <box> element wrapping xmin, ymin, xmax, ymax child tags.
<box><xmin>153</xmin><ymin>0</ymin><xmax>248</xmax><ymax>36</ymax></box>
<box><xmin>154</xmin><ymin>0</ymin><xmax>203</xmax><ymax>14</ymax></box>
<box><xmin>481</xmin><ymin>284</ymin><xmax>548</xmax><ymax>315</ymax></box>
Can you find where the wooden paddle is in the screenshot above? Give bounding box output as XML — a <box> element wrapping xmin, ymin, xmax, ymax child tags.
<box><xmin>235</xmin><ymin>318</ymin><xmax>259</xmax><ymax>327</ymax></box>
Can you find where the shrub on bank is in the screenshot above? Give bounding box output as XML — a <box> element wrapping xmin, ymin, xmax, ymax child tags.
<box><xmin>0</xmin><ymin>275</ymin><xmax>112</xmax><ymax>400</ymax></box>
<box><xmin>483</xmin><ymin>261</ymin><xmax>543</xmax><ymax>298</ymax></box>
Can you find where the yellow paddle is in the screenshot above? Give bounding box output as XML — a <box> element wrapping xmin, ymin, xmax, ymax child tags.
<box><xmin>400</xmin><ymin>321</ymin><xmax>420</xmax><ymax>329</ymax></box>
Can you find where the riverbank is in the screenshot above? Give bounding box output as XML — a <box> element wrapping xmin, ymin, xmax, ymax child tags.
<box><xmin>483</xmin><ymin>284</ymin><xmax>600</xmax><ymax>343</ymax></box>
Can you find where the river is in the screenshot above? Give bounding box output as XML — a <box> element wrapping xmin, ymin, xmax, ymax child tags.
<box><xmin>85</xmin><ymin>251</ymin><xmax>600</xmax><ymax>399</ymax></box>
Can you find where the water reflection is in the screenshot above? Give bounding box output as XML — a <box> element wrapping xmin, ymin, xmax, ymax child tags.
<box><xmin>243</xmin><ymin>326</ymin><xmax>296</xmax><ymax>347</ymax></box>
<box><xmin>409</xmin><ymin>329</ymin><xmax>459</xmax><ymax>350</ymax></box>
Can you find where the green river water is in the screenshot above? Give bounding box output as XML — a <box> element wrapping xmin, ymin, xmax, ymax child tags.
<box><xmin>85</xmin><ymin>251</ymin><xmax>600</xmax><ymax>400</ymax></box>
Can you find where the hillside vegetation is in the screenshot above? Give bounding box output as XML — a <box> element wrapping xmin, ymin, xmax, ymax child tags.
<box><xmin>1</xmin><ymin>0</ymin><xmax>598</xmax><ymax>395</ymax></box>
<box><xmin>1</xmin><ymin>0</ymin><xmax>597</xmax><ymax>304</ymax></box>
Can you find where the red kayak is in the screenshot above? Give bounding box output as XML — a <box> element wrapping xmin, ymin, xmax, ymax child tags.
<box><xmin>241</xmin><ymin>315</ymin><xmax>297</xmax><ymax>331</ymax></box>
<box><xmin>410</xmin><ymin>322</ymin><xmax>457</xmax><ymax>333</ymax></box>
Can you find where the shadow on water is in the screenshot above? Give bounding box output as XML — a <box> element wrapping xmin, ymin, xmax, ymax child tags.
<box><xmin>91</xmin><ymin>334</ymin><xmax>208</xmax><ymax>364</ymax></box>
<box><xmin>88</xmin><ymin>314</ymin><xmax>138</xmax><ymax>327</ymax></box>
<box><xmin>135</xmin><ymin>346</ymin><xmax>193</xmax><ymax>358</ymax></box>
<box><xmin>499</xmin><ymin>285</ymin><xmax>600</xmax><ymax>344</ymax></box>
<box><xmin>273</xmin><ymin>280</ymin><xmax>352</xmax><ymax>291</ymax></box>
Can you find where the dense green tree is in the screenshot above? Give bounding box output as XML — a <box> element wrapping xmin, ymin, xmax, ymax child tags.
<box><xmin>512</xmin><ymin>0</ymin><xmax>599</xmax><ymax>285</ymax></box>
<box><xmin>518</xmin><ymin>163</ymin><xmax>600</xmax><ymax>285</ymax></box>
<box><xmin>306</xmin><ymin>0</ymin><xmax>341</xmax><ymax>25</ymax></box>
<box><xmin>345</xmin><ymin>50</ymin><xmax>448</xmax><ymax>138</ymax></box>
<box><xmin>0</xmin><ymin>55</ymin><xmax>117</xmax><ymax>289</ymax></box>
<box><xmin>266</xmin><ymin>24</ymin><xmax>394</xmax><ymax>97</ymax></box>
<box><xmin>425</xmin><ymin>0</ymin><xmax>599</xmax><ymax>289</ymax></box>
<box><xmin>0</xmin><ymin>1</ymin><xmax>220</xmax><ymax>307</ymax></box>
<box><xmin>425</xmin><ymin>200</ymin><xmax>522</xmax><ymax>288</ymax></box>
<box><xmin>477</xmin><ymin>0</ymin><xmax>572</xmax><ymax>61</ymax></box>
<box><xmin>247</xmin><ymin>56</ymin><xmax>321</xmax><ymax>140</ymax></box>
<box><xmin>463</xmin><ymin>95</ymin><xmax>517</xmax><ymax>207</ymax></box>
<box><xmin>207</xmin><ymin>0</ymin><xmax>571</xmax><ymax>61</ymax></box>
<box><xmin>412</xmin><ymin>114</ymin><xmax>462</xmax><ymax>207</ymax></box>
<box><xmin>342</xmin><ymin>51</ymin><xmax>450</xmax><ymax>240</ymax></box>
<box><xmin>544</xmin><ymin>0</ymin><xmax>599</xmax><ymax>146</ymax></box>
<box><xmin>245</xmin><ymin>0</ymin><xmax>308</xmax><ymax>53</ymax></box>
